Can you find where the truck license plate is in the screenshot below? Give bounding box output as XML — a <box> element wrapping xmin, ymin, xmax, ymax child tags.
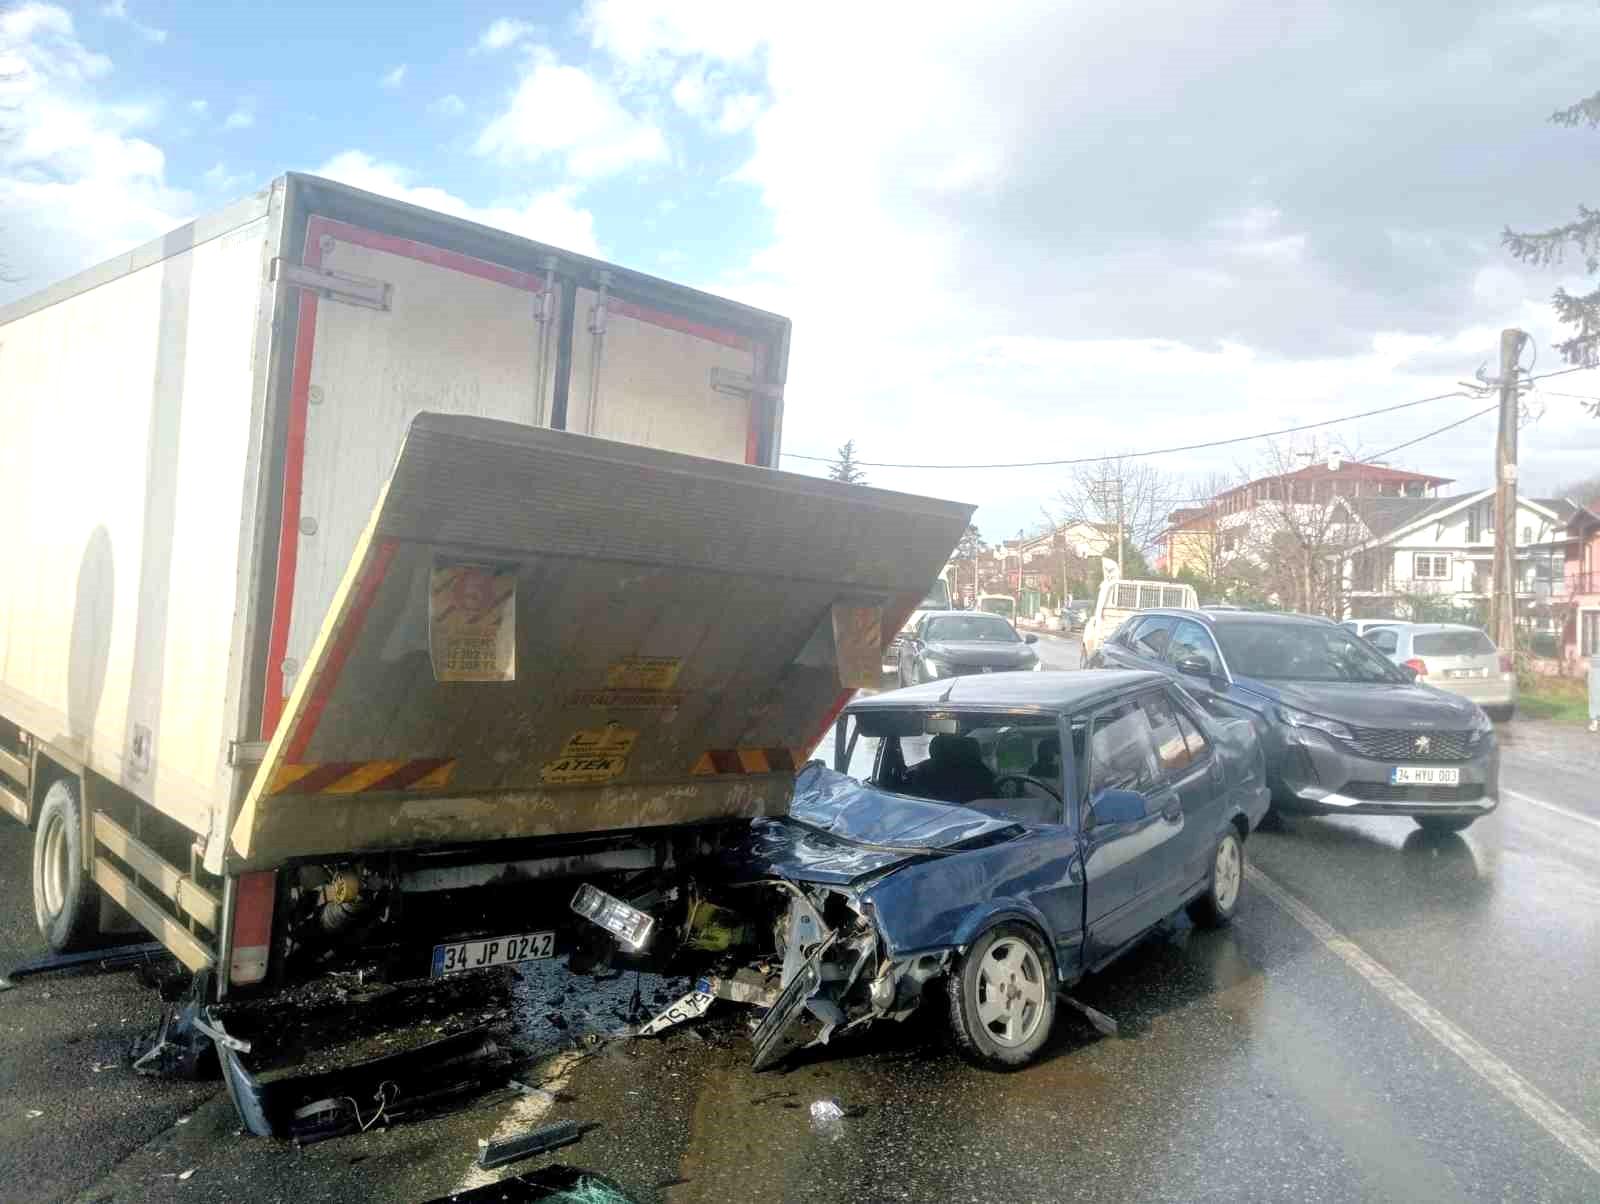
<box><xmin>1389</xmin><ymin>766</ymin><xmax>1460</xmax><ymax>786</ymax></box>
<box><xmin>1445</xmin><ymin>668</ymin><xmax>1485</xmax><ymax>679</ymax></box>
<box><xmin>430</xmin><ymin>931</ymin><xmax>554</xmax><ymax>978</ymax></box>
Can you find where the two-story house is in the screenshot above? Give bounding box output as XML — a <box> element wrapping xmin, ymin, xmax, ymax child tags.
<box><xmin>1557</xmin><ymin>502</ymin><xmax>1600</xmax><ymax>669</ymax></box>
<box><xmin>1337</xmin><ymin>491</ymin><xmax>1578</xmax><ymax>628</ymax></box>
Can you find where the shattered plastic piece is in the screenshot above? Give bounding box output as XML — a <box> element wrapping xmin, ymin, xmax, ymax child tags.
<box><xmin>477</xmin><ymin>1119</ymin><xmax>584</xmax><ymax>1169</ymax></box>
<box><xmin>1061</xmin><ymin>995</ymin><xmax>1120</xmax><ymax>1039</ymax></box>
<box><xmin>809</xmin><ymin>1099</ymin><xmax>846</xmax><ymax>1142</ymax></box>
<box><xmin>178</xmin><ymin>1169</ymin><xmax>196</xmax><ymax>1181</ymax></box>
<box><xmin>422</xmin><ymin>1166</ymin><xmax>640</xmax><ymax>1203</ymax></box>
<box><xmin>25</xmin><ymin>1109</ymin><xmax>42</xmax><ymax>1119</ymax></box>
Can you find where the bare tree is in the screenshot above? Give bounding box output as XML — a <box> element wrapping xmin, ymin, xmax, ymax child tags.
<box><xmin>1057</xmin><ymin>456</ymin><xmax>1181</xmax><ymax>576</ymax></box>
<box><xmin>1236</xmin><ymin>441</ymin><xmax>1369</xmax><ymax>616</ymax></box>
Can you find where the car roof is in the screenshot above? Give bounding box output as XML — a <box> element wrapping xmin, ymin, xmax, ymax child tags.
<box><xmin>1140</xmin><ymin>607</ymin><xmax>1346</xmax><ymax>629</ymax></box>
<box><xmin>1400</xmin><ymin>622</ymin><xmax>1492</xmax><ymax>636</ymax></box>
<box><xmin>918</xmin><ymin>609</ymin><xmax>1011</xmax><ymax>619</ymax></box>
<box><xmin>846</xmin><ymin>669</ymin><xmax>1166</xmax><ymax>713</ymax></box>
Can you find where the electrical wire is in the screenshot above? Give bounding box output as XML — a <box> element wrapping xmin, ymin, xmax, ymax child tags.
<box><xmin>1357</xmin><ymin>404</ymin><xmax>1499</xmax><ymax>464</ymax></box>
<box><xmin>780</xmin><ymin>364</ymin><xmax>1597</xmax><ymax>471</ymax></box>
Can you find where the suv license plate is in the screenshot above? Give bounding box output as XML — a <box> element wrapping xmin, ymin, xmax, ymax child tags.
<box><xmin>1390</xmin><ymin>766</ymin><xmax>1460</xmax><ymax>786</ymax></box>
<box><xmin>430</xmin><ymin>931</ymin><xmax>554</xmax><ymax>978</ymax></box>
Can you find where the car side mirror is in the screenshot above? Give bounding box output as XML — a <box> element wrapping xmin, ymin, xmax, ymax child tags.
<box><xmin>1024</xmin><ymin>633</ymin><xmax>1038</xmax><ymax>644</ymax></box>
<box><xmin>1090</xmin><ymin>788</ymin><xmax>1147</xmax><ymax>824</ymax></box>
<box><xmin>1398</xmin><ymin>663</ymin><xmax>1419</xmax><ymax>681</ymax></box>
<box><xmin>1174</xmin><ymin>655</ymin><xmax>1213</xmax><ymax>679</ymax></box>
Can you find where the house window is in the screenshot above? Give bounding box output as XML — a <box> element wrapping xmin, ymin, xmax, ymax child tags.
<box><xmin>1467</xmin><ymin>503</ymin><xmax>1494</xmax><ymax>543</ymax></box>
<box><xmin>1582</xmin><ymin>610</ymin><xmax>1600</xmax><ymax>658</ymax></box>
<box><xmin>1522</xmin><ymin>525</ymin><xmax>1532</xmax><ymax>544</ymax></box>
<box><xmin>1414</xmin><ymin>554</ymin><xmax>1450</xmax><ymax>580</ymax></box>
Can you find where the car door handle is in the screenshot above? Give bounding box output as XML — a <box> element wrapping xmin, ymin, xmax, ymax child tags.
<box><xmin>1157</xmin><ymin>795</ymin><xmax>1182</xmax><ymax>823</ymax></box>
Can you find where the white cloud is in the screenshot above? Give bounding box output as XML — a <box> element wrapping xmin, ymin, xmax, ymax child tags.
<box><xmin>429</xmin><ymin>93</ymin><xmax>466</xmax><ymax>117</ymax></box>
<box><xmin>201</xmin><ymin>161</ymin><xmax>248</xmax><ymax>194</ymax></box>
<box><xmin>316</xmin><ymin>150</ymin><xmax>600</xmax><ymax>257</ymax></box>
<box><xmin>380</xmin><ymin>64</ymin><xmax>406</xmax><ymax>89</ymax></box>
<box><xmin>476</xmin><ymin>48</ymin><xmax>667</xmax><ymax>179</ymax></box>
<box><xmin>714</xmin><ymin>92</ymin><xmax>761</xmax><ymax>134</ymax></box>
<box><xmin>222</xmin><ymin>107</ymin><xmax>253</xmax><ymax>130</ymax></box>
<box><xmin>188</xmin><ymin>97</ymin><xmax>208</xmax><ymax>115</ymax></box>
<box><xmin>0</xmin><ymin>4</ymin><xmax>188</xmax><ymax>302</ymax></box>
<box><xmin>478</xmin><ymin>18</ymin><xmax>536</xmax><ymax>52</ymax></box>
<box><xmin>100</xmin><ymin>0</ymin><xmax>166</xmax><ymax>44</ymax></box>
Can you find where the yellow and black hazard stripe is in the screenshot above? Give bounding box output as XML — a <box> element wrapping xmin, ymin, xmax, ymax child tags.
<box><xmin>268</xmin><ymin>758</ymin><xmax>457</xmax><ymax>796</ymax></box>
<box><xmin>690</xmin><ymin>748</ymin><xmax>803</xmax><ymax>776</ymax></box>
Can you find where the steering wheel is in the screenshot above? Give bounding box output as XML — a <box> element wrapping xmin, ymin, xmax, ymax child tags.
<box><xmin>993</xmin><ymin>774</ymin><xmax>1063</xmax><ymax>803</ymax></box>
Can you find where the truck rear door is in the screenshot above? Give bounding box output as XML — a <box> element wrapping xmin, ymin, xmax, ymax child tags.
<box><xmin>262</xmin><ymin>215</ymin><xmax>782</xmax><ymax>738</ymax></box>
<box><xmin>225</xmin><ymin>414</ymin><xmax>972</xmax><ymax>872</ymax></box>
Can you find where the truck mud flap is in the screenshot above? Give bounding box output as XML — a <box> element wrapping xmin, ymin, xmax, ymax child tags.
<box><xmin>216</xmin><ymin>1019</ymin><xmax>508</xmax><ymax>1139</ymax></box>
<box><xmin>226</xmin><ymin>413</ymin><xmax>972</xmax><ymax>871</ymax></box>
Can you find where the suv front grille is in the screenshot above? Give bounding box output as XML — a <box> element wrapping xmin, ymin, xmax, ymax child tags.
<box><xmin>1346</xmin><ymin>726</ymin><xmax>1475</xmax><ymax>762</ymax></box>
<box><xmin>1342</xmin><ymin>781</ymin><xmax>1485</xmax><ymax>803</ymax></box>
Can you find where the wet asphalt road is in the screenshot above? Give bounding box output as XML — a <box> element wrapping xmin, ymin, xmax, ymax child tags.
<box><xmin>3</xmin><ymin>633</ymin><xmax>1599</xmax><ymax>1202</ymax></box>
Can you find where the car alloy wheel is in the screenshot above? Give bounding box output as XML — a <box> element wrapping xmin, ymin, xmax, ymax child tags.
<box><xmin>974</xmin><ymin>936</ymin><xmax>1049</xmax><ymax>1048</ymax></box>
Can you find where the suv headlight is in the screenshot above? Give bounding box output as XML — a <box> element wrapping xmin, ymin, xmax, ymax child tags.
<box><xmin>1279</xmin><ymin>705</ymin><xmax>1353</xmax><ymax>743</ymax></box>
<box><xmin>1468</xmin><ymin>705</ymin><xmax>1493</xmax><ymax>740</ymax></box>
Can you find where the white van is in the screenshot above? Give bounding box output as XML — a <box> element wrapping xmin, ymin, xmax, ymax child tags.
<box><xmin>1081</xmin><ymin>578</ymin><xmax>1198</xmax><ymax>657</ymax></box>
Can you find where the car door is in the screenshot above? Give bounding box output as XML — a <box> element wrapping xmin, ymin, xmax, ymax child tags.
<box><xmin>1140</xmin><ymin>687</ymin><xmax>1225</xmax><ymax>898</ymax></box>
<box><xmin>1078</xmin><ymin>696</ymin><xmax>1183</xmax><ymax>967</ymax></box>
<box><xmin>1100</xmin><ymin>614</ymin><xmax>1175</xmax><ymax>672</ymax></box>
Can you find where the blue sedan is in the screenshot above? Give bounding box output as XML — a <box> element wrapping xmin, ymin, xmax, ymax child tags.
<box><xmin>634</xmin><ymin>669</ymin><xmax>1271</xmax><ymax>1069</ymax></box>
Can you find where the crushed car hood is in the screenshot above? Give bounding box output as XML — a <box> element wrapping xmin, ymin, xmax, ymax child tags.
<box><xmin>1237</xmin><ymin>677</ymin><xmax>1482</xmax><ymax>727</ymax></box>
<box><xmin>733</xmin><ymin>764</ymin><xmax>1024</xmax><ymax>885</ymax></box>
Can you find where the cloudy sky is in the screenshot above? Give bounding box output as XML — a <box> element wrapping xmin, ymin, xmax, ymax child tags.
<box><xmin>3</xmin><ymin>1</ymin><xmax>1599</xmax><ymax>541</ymax></box>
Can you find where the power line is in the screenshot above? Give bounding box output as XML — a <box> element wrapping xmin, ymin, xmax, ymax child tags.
<box><xmin>782</xmin><ymin>364</ymin><xmax>1597</xmax><ymax>471</ymax></box>
<box><xmin>1358</xmin><ymin>404</ymin><xmax>1499</xmax><ymax>464</ymax></box>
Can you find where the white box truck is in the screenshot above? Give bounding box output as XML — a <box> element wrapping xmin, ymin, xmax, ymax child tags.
<box><xmin>0</xmin><ymin>174</ymin><xmax>971</xmax><ymax>1111</ymax></box>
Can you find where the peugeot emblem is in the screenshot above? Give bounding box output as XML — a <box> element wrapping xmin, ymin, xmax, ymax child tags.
<box><xmin>1414</xmin><ymin>735</ymin><xmax>1431</xmax><ymax>753</ymax></box>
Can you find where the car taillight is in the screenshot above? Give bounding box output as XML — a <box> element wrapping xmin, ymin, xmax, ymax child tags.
<box><xmin>1498</xmin><ymin>654</ymin><xmax>1513</xmax><ymax>673</ymax></box>
<box><xmin>229</xmin><ymin>870</ymin><xmax>276</xmax><ymax>987</ymax></box>
<box><xmin>1404</xmin><ymin>658</ymin><xmax>1428</xmax><ymax>676</ymax></box>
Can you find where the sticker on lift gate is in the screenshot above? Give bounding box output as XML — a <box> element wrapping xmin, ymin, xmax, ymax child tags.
<box><xmin>430</xmin><ymin>561</ymin><xmax>517</xmax><ymax>683</ymax></box>
<box><xmin>541</xmin><ymin>723</ymin><xmax>638</xmax><ymax>784</ymax></box>
<box><xmin>604</xmin><ymin>655</ymin><xmax>683</xmax><ymax>690</ymax></box>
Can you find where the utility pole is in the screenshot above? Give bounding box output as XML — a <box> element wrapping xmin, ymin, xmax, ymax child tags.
<box><xmin>1490</xmin><ymin>328</ymin><xmax>1524</xmax><ymax>653</ymax></box>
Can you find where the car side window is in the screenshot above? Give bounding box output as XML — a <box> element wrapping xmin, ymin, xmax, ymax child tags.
<box><xmin>1368</xmin><ymin>627</ymin><xmax>1399</xmax><ymax>655</ymax></box>
<box><xmin>1139</xmin><ymin>690</ymin><xmax>1196</xmax><ymax>776</ymax></box>
<box><xmin>1166</xmin><ymin>619</ymin><xmax>1221</xmax><ymax>675</ymax></box>
<box><xmin>1130</xmin><ymin>615</ymin><xmax>1176</xmax><ymax>659</ymax></box>
<box><xmin>1089</xmin><ymin>702</ymin><xmax>1160</xmax><ymax>798</ymax></box>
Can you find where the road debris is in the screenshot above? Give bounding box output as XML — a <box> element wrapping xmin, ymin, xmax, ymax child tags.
<box><xmin>426</xmin><ymin>1166</ymin><xmax>640</xmax><ymax>1203</ymax></box>
<box><xmin>477</xmin><ymin>1119</ymin><xmax>585</xmax><ymax>1169</ymax></box>
<box><xmin>1060</xmin><ymin>995</ymin><xmax>1120</xmax><ymax>1038</ymax></box>
<box><xmin>808</xmin><ymin>1098</ymin><xmax>846</xmax><ymax>1142</ymax></box>
<box><xmin>25</xmin><ymin>1109</ymin><xmax>42</xmax><ymax>1119</ymax></box>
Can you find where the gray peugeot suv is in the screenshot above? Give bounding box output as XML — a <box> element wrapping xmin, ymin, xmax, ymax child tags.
<box><xmin>1086</xmin><ymin>609</ymin><xmax>1498</xmax><ymax>831</ymax></box>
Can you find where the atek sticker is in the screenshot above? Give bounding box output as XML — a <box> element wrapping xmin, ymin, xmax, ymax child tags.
<box><xmin>541</xmin><ymin>724</ymin><xmax>637</xmax><ymax>785</ymax></box>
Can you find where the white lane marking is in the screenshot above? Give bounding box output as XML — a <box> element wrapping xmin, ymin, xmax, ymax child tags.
<box><xmin>1502</xmin><ymin>788</ymin><xmax>1600</xmax><ymax>835</ymax></box>
<box><xmin>1247</xmin><ymin>864</ymin><xmax>1600</xmax><ymax>1178</ymax></box>
<box><xmin>451</xmin><ymin>1049</ymin><xmax>585</xmax><ymax>1193</ymax></box>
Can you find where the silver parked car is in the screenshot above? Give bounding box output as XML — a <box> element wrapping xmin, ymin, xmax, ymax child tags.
<box><xmin>1364</xmin><ymin>623</ymin><xmax>1517</xmax><ymax>720</ymax></box>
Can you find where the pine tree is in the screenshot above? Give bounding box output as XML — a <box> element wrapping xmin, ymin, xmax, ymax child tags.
<box><xmin>827</xmin><ymin>440</ymin><xmax>868</xmax><ymax>484</ymax></box>
<box><xmin>1504</xmin><ymin>89</ymin><xmax>1600</xmax><ymax>406</ymax></box>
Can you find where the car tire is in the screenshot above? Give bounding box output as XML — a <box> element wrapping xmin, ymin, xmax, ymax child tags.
<box><xmin>1187</xmin><ymin>829</ymin><xmax>1244</xmax><ymax>928</ymax></box>
<box><xmin>947</xmin><ymin>922</ymin><xmax>1056</xmax><ymax>1069</ymax></box>
<box><xmin>1414</xmin><ymin>815</ymin><xmax>1476</xmax><ymax>834</ymax></box>
<box><xmin>32</xmin><ymin>777</ymin><xmax>101</xmax><ymax>953</ymax></box>
<box><xmin>1484</xmin><ymin>705</ymin><xmax>1515</xmax><ymax>723</ymax></box>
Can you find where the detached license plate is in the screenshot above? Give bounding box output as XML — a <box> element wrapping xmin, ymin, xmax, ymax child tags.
<box><xmin>430</xmin><ymin>931</ymin><xmax>554</xmax><ymax>978</ymax></box>
<box><xmin>1389</xmin><ymin>766</ymin><xmax>1460</xmax><ymax>786</ymax></box>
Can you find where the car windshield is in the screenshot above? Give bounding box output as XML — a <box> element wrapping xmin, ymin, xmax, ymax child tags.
<box><xmin>1413</xmin><ymin>630</ymin><xmax>1496</xmax><ymax>656</ymax></box>
<box><xmin>925</xmin><ymin>615</ymin><xmax>1020</xmax><ymax>643</ymax></box>
<box><xmin>849</xmin><ymin>710</ymin><xmax>1065</xmax><ymax>809</ymax></box>
<box><xmin>1214</xmin><ymin>621</ymin><xmax>1406</xmax><ymax>683</ymax></box>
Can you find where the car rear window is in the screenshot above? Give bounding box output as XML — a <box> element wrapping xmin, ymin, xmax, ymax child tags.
<box><xmin>1412</xmin><ymin>630</ymin><xmax>1496</xmax><ymax>656</ymax></box>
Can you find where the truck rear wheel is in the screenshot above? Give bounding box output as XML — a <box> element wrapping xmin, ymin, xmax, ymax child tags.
<box><xmin>32</xmin><ymin>778</ymin><xmax>101</xmax><ymax>952</ymax></box>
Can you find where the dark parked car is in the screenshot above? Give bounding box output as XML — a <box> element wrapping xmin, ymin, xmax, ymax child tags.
<box><xmin>633</xmin><ymin>670</ymin><xmax>1269</xmax><ymax>1070</ymax></box>
<box><xmin>896</xmin><ymin>609</ymin><xmax>1040</xmax><ymax>686</ymax></box>
<box><xmin>1085</xmin><ymin>608</ymin><xmax>1498</xmax><ymax>831</ymax></box>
